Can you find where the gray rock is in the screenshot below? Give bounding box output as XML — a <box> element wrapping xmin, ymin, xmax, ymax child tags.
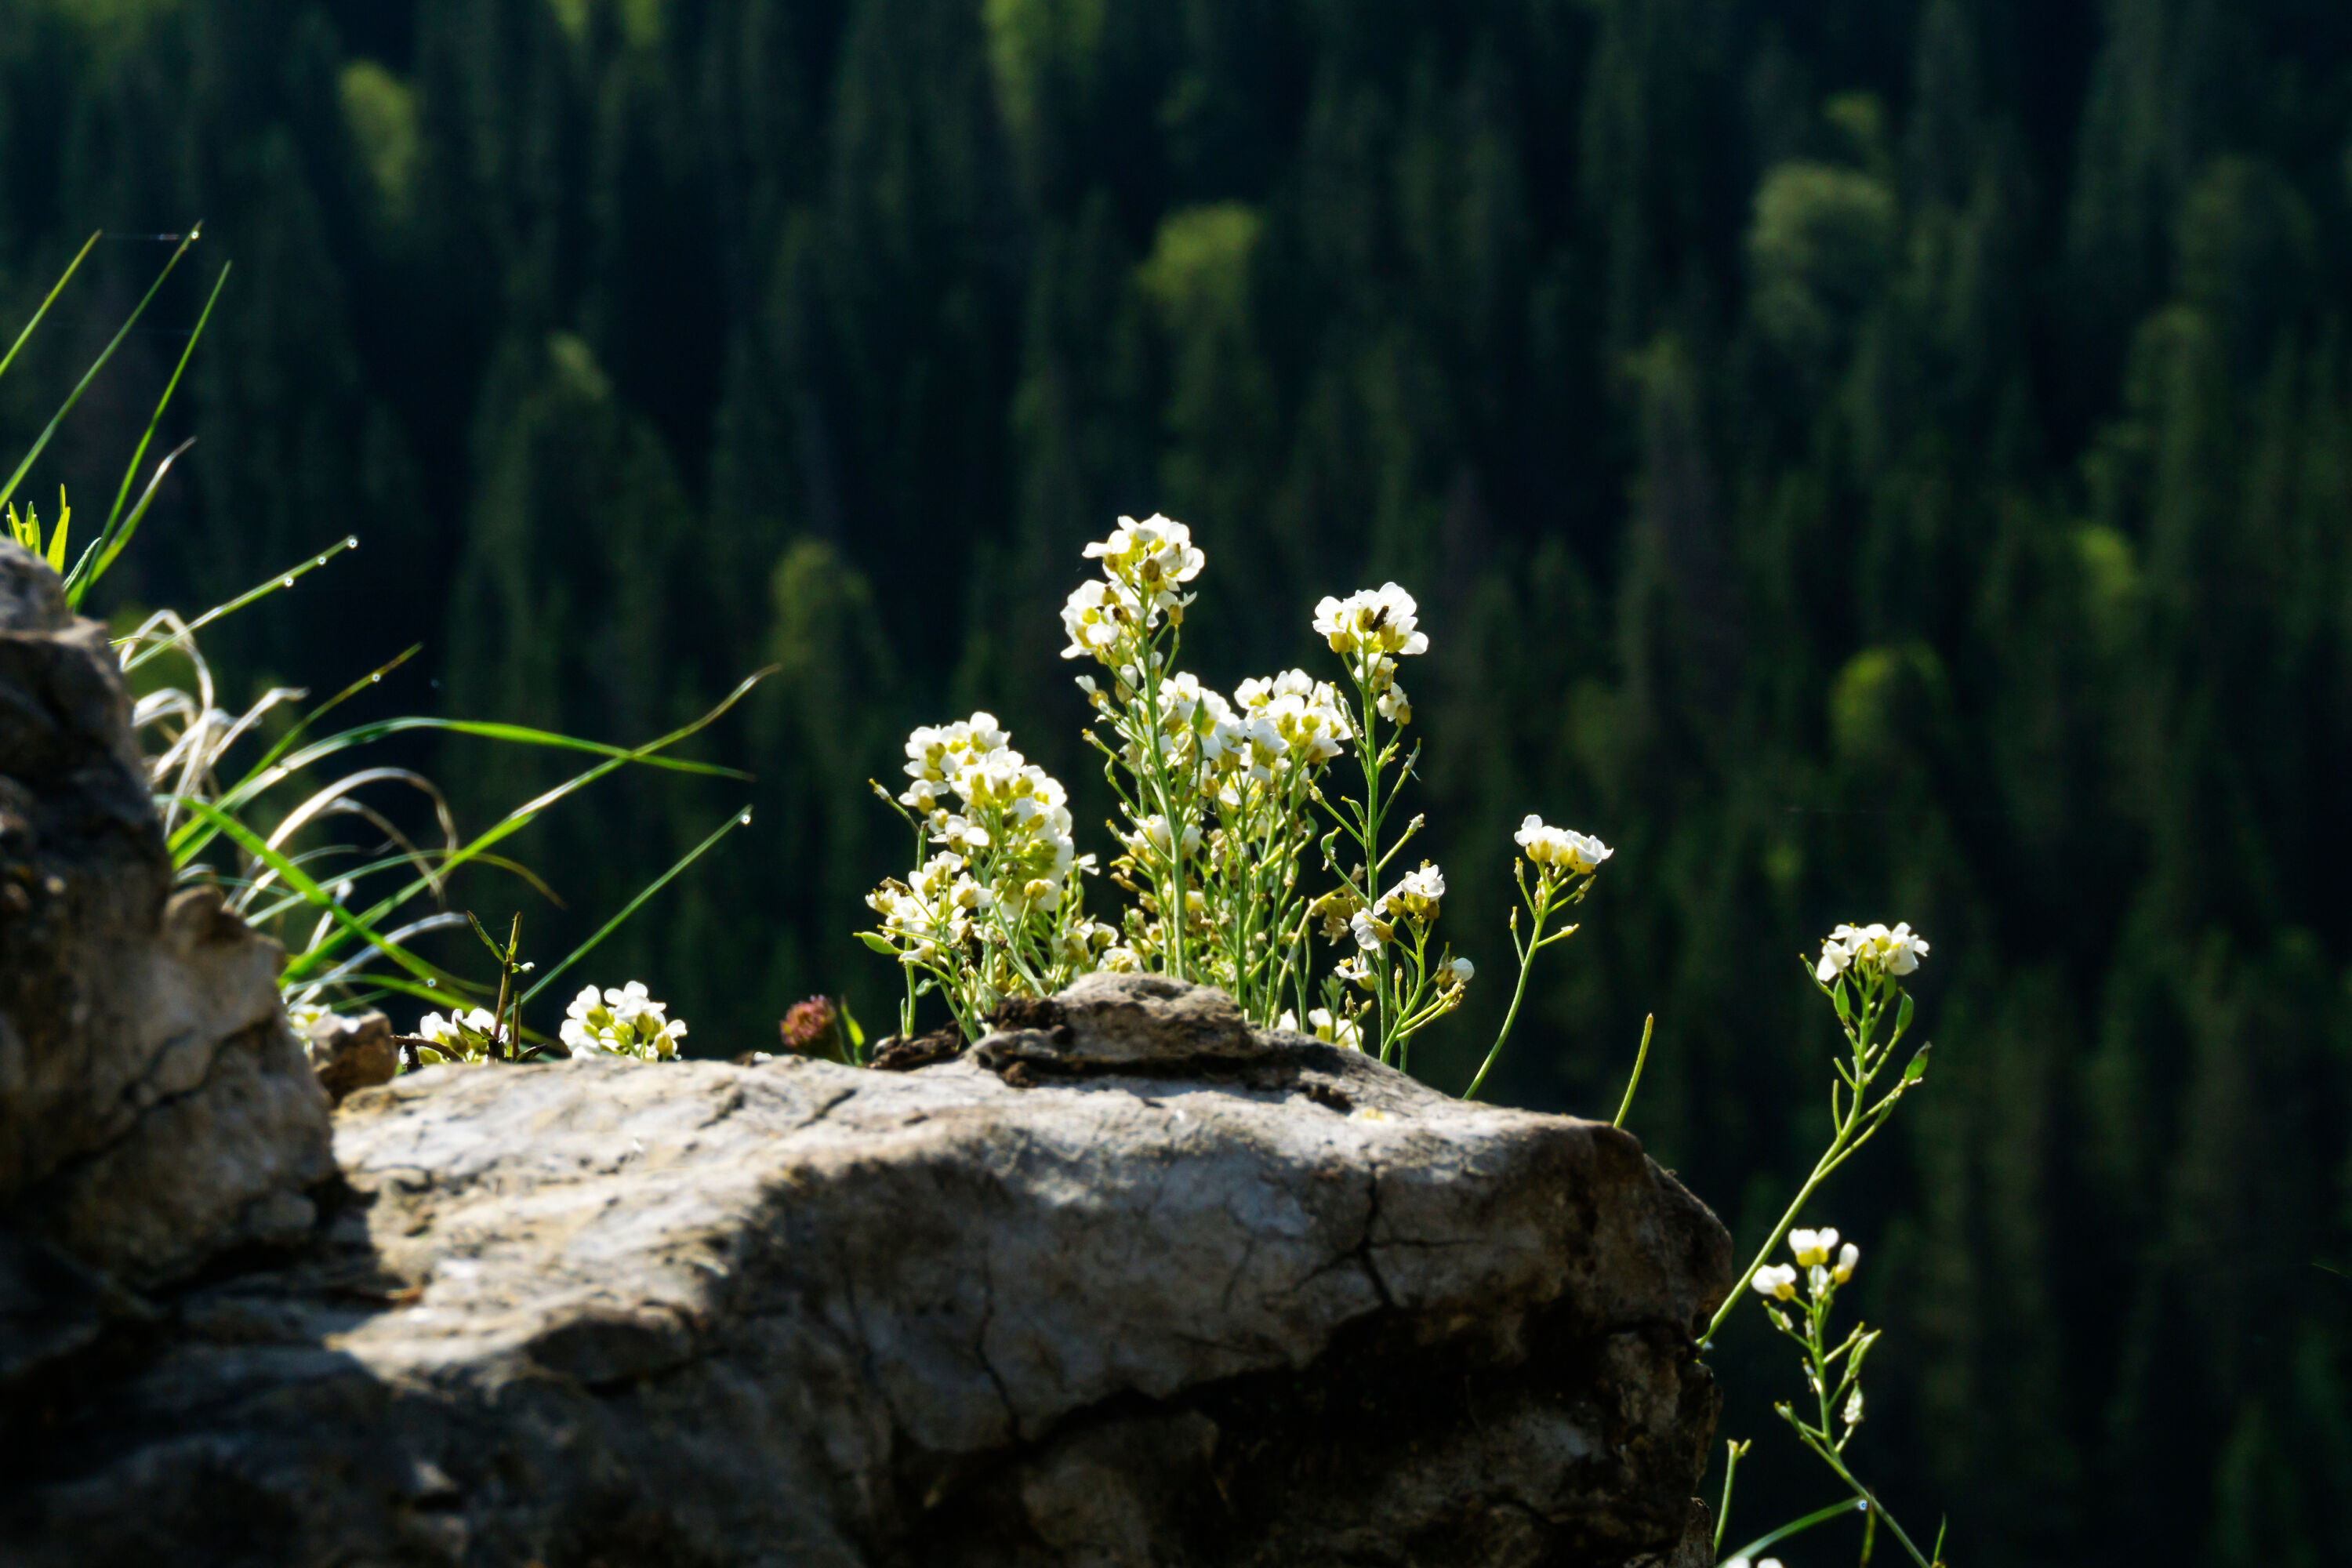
<box><xmin>1</xmin><ymin>975</ymin><xmax>1733</xmax><ymax>1566</ymax></box>
<box><xmin>0</xmin><ymin>540</ymin><xmax>332</xmax><ymax>1291</ymax></box>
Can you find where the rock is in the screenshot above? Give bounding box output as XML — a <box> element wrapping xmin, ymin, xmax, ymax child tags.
<box><xmin>0</xmin><ymin>975</ymin><xmax>1733</xmax><ymax>1566</ymax></box>
<box><xmin>306</xmin><ymin>1011</ymin><xmax>400</xmax><ymax>1105</ymax></box>
<box><xmin>974</xmin><ymin>971</ymin><xmax>1256</xmax><ymax>1073</ymax></box>
<box><xmin>0</xmin><ymin>540</ymin><xmax>332</xmax><ymax>1294</ymax></box>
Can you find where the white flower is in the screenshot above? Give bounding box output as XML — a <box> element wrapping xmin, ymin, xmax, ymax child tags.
<box><xmin>1349</xmin><ymin>909</ymin><xmax>1393</xmax><ymax>951</ymax></box>
<box><xmin>1443</xmin><ymin>956</ymin><xmax>1475</xmax><ymax>989</ymax></box>
<box><xmin>1083</xmin><ymin>514</ymin><xmax>1205</xmax><ymax>607</ymax></box>
<box><xmin>1788</xmin><ymin>1227</ymin><xmax>1841</xmax><ymax>1268</ymax></box>
<box><xmin>1121</xmin><ymin>812</ymin><xmax>1201</xmax><ymax>862</ymax></box>
<box><xmin>416</xmin><ymin>1007</ymin><xmax>499</xmax><ymax>1062</ymax></box>
<box><xmin>1374</xmin><ymin>681</ymin><xmax>1413</xmax><ymax>726</ymax></box>
<box><xmin>1842</xmin><ymin>1387</ymin><xmax>1864</xmax><ymax>1428</ymax></box>
<box><xmin>1515</xmin><ymin>815</ymin><xmax>1613</xmax><ymax>875</ymax></box>
<box><xmin>1312</xmin><ymin>582</ymin><xmax>1430</xmax><ymax>661</ymax></box>
<box><xmin>1834</xmin><ymin>1240</ymin><xmax>1860</xmax><ymax>1285</ymax></box>
<box><xmin>1100</xmin><ymin>945</ymin><xmax>1144</xmax><ymax>973</ymax></box>
<box><xmin>1817</xmin><ymin>921</ymin><xmax>1930</xmax><ymax>983</ymax></box>
<box><xmin>1751</xmin><ymin>1263</ymin><xmax>1799</xmax><ymax>1301</ymax></box>
<box><xmin>563</xmin><ymin>982</ymin><xmax>686</xmax><ymax>1062</ymax></box>
<box><xmin>1377</xmin><ymin>862</ymin><xmax>1445</xmax><ymax>922</ymax></box>
<box><xmin>1333</xmin><ymin>955</ymin><xmax>1376</xmax><ymax>989</ymax></box>
<box><xmin>1279</xmin><ymin>1007</ymin><xmax>1363</xmax><ymax>1051</ymax></box>
<box><xmin>1059</xmin><ymin>578</ymin><xmax>1142</xmax><ymax>662</ymax></box>
<box><xmin>1858</xmin><ymin>920</ymin><xmax>1930</xmax><ymax>975</ymax></box>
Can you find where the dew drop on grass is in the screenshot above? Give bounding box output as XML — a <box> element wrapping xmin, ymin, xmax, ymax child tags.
<box><xmin>370</xmin><ymin>673</ymin><xmax>381</xmax><ymax>684</ymax></box>
<box><xmin>739</xmin><ymin>811</ymin><xmax>753</xmax><ymax>826</ymax></box>
<box><xmin>280</xmin><ymin>576</ymin><xmax>293</xmax><ymax>588</ymax></box>
<box><xmin>314</xmin><ymin>556</ymin><xmax>326</xmax><ymax>567</ymax></box>
<box><xmin>425</xmin><ymin>979</ymin><xmax>437</xmax><ymax>989</ymax></box>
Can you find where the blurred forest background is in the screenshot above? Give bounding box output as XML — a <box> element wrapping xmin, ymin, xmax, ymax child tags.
<box><xmin>2</xmin><ymin>0</ymin><xmax>2348</xmax><ymax>1560</ymax></box>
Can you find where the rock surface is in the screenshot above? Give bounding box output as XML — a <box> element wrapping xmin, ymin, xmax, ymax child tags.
<box><xmin>0</xmin><ymin>540</ymin><xmax>331</xmax><ymax>1296</ymax></box>
<box><xmin>2</xmin><ymin>975</ymin><xmax>1733</xmax><ymax>1567</ymax></box>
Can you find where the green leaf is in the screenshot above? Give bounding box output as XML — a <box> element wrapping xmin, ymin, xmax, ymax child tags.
<box><xmin>1903</xmin><ymin>1044</ymin><xmax>1932</xmax><ymax>1084</ymax></box>
<box><xmin>1895</xmin><ymin>989</ymin><xmax>1915</xmax><ymax>1037</ymax></box>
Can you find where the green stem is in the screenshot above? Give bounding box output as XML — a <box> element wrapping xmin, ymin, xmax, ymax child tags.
<box><xmin>1465</xmin><ymin>877</ymin><xmax>1552</xmax><ymax>1102</ymax></box>
<box><xmin>1136</xmin><ymin>642</ymin><xmax>1189</xmax><ymax>981</ymax></box>
<box><xmin>1704</xmin><ymin>993</ymin><xmax>1889</xmax><ymax>1346</ymax></box>
<box><xmin>1800</xmin><ymin>1440</ymin><xmax>1937</xmax><ymax>1568</ymax></box>
<box><xmin>1613</xmin><ymin>1013</ymin><xmax>1656</xmax><ymax>1128</ymax></box>
<box><xmin>1714</xmin><ymin>1439</ymin><xmax>1750</xmax><ymax>1555</ymax></box>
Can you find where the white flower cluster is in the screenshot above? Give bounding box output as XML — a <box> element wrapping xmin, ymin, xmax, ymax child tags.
<box><xmin>1235</xmin><ymin>670</ymin><xmax>1353</xmax><ymax>765</ymax></box>
<box><xmin>1279</xmin><ymin>1006</ymin><xmax>1365</xmax><ymax>1050</ymax></box>
<box><xmin>1514</xmin><ymin>815</ymin><xmax>1613</xmax><ymax>877</ymax></box>
<box><xmin>561</xmin><ymin>982</ymin><xmax>688</xmax><ymax>1061</ymax></box>
<box><xmin>1312</xmin><ymin>582</ymin><xmax>1428</xmax><ymax>723</ymax></box>
<box><xmin>416</xmin><ymin>1006</ymin><xmax>500</xmax><ymax>1062</ymax></box>
<box><xmin>1751</xmin><ymin>1226</ymin><xmax>1861</xmax><ymax>1301</ymax></box>
<box><xmin>891</xmin><ymin>711</ymin><xmax>1087</xmax><ymax>921</ymax></box>
<box><xmin>1060</xmin><ymin>514</ymin><xmax>1204</xmax><ymax>663</ymax></box>
<box><xmin>1722</xmin><ymin>1557</ymin><xmax>1784</xmax><ymax>1568</ymax></box>
<box><xmin>1814</xmin><ymin>921</ymin><xmax>1930</xmax><ymax>985</ymax></box>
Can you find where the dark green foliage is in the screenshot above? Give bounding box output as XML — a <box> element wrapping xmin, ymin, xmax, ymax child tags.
<box><xmin>1</xmin><ymin>0</ymin><xmax>2347</xmax><ymax>1559</ymax></box>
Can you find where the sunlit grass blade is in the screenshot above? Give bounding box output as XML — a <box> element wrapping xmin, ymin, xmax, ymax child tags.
<box><xmin>299</xmin><ymin>912</ymin><xmax>477</xmax><ymax>995</ymax></box>
<box><xmin>0</xmin><ymin>230</ymin><xmax>99</xmax><ymax>387</ymax></box>
<box><xmin>194</xmin><ymin>645</ymin><xmax>423</xmax><ymax>800</ymax></box>
<box><xmin>281</xmin><ymin>670</ymin><xmax>771</xmax><ymax>982</ymax></box>
<box><xmin>71</xmin><ymin>436</ymin><xmax>195</xmax><ymax>608</ymax></box>
<box><xmin>1722</xmin><ymin>1497</ymin><xmax>1869</xmax><ymax>1564</ymax></box>
<box><xmin>121</xmin><ymin>534</ymin><xmax>359</xmax><ymax>673</ymax></box>
<box><xmin>0</xmin><ymin>226</ymin><xmax>201</xmax><ymax>516</ymax></box>
<box><xmin>521</xmin><ymin>803</ymin><xmax>753</xmax><ymax>1007</ymax></box>
<box><xmin>270</xmin><ymin>714</ymin><xmax>757</xmax><ymax>782</ymax></box>
<box><xmin>67</xmin><ymin>262</ymin><xmax>230</xmax><ymax>604</ymax></box>
<box><xmin>173</xmin><ymin>797</ymin><xmax>471</xmax><ymax>994</ymax></box>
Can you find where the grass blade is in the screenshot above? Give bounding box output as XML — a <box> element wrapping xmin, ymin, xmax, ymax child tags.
<box><xmin>521</xmin><ymin>804</ymin><xmax>753</xmax><ymax>1007</ymax></box>
<box><xmin>173</xmin><ymin>797</ymin><xmax>470</xmax><ymax>994</ymax></box>
<box><xmin>0</xmin><ymin>227</ymin><xmax>201</xmax><ymax>516</ymax></box>
<box><xmin>71</xmin><ymin>437</ymin><xmax>195</xmax><ymax>607</ymax></box>
<box><xmin>1722</xmin><ymin>1497</ymin><xmax>1869</xmax><ymax>1563</ymax></box>
<box><xmin>69</xmin><ymin>261</ymin><xmax>230</xmax><ymax>604</ymax></box>
<box><xmin>0</xmin><ymin>231</ymin><xmax>99</xmax><ymax>387</ymax></box>
<box><xmin>270</xmin><ymin>715</ymin><xmax>755</xmax><ymax>782</ymax></box>
<box><xmin>121</xmin><ymin>534</ymin><xmax>359</xmax><ymax>673</ymax></box>
<box><xmin>279</xmin><ymin>669</ymin><xmax>770</xmax><ymax>982</ymax></box>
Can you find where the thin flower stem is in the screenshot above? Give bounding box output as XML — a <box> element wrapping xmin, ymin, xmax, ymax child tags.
<box><xmin>1613</xmin><ymin>1014</ymin><xmax>1656</xmax><ymax>1129</ymax></box>
<box><xmin>1715</xmin><ymin>1439</ymin><xmax>1751</xmax><ymax>1555</ymax></box>
<box><xmin>1794</xmin><ymin>1432</ymin><xmax>1937</xmax><ymax>1568</ymax></box>
<box><xmin>1704</xmin><ymin>987</ymin><xmax>1897</xmax><ymax>1347</ymax></box>
<box><xmin>1465</xmin><ymin>876</ymin><xmax>1553</xmax><ymax>1101</ymax></box>
<box><xmin>1136</xmin><ymin>648</ymin><xmax>1191</xmax><ymax>981</ymax></box>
